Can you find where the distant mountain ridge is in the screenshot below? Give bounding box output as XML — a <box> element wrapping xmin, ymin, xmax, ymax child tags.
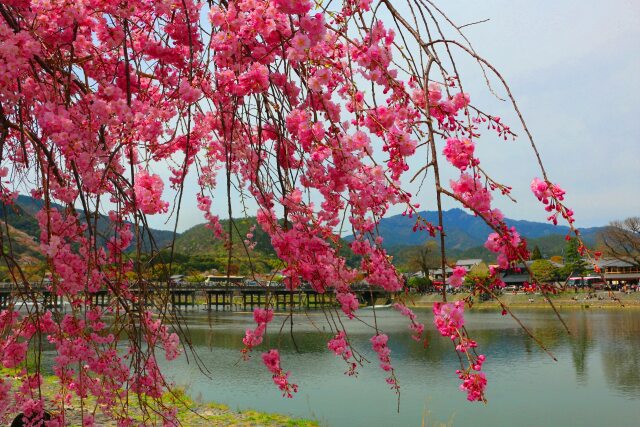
<box><xmin>348</xmin><ymin>208</ymin><xmax>605</xmax><ymax>250</ymax></box>
<box><xmin>2</xmin><ymin>196</ymin><xmax>606</xmax><ymax>264</ymax></box>
<box><xmin>2</xmin><ymin>195</ymin><xmax>176</xmax><ymax>255</ymax></box>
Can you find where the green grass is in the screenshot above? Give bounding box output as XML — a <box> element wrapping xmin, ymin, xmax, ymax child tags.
<box><xmin>1</xmin><ymin>370</ymin><xmax>318</xmax><ymax>426</ymax></box>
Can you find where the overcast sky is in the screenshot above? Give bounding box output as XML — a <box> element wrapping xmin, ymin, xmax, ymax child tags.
<box><xmin>430</xmin><ymin>0</ymin><xmax>640</xmax><ymax>227</ymax></box>
<box><xmin>147</xmin><ymin>0</ymin><xmax>639</xmax><ymax>233</ymax></box>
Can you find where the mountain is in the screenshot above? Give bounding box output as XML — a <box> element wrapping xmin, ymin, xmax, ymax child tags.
<box><xmin>1</xmin><ymin>196</ymin><xmax>607</xmax><ymax>269</ymax></box>
<box><xmin>174</xmin><ymin>217</ymin><xmax>273</xmax><ymax>255</ymax></box>
<box><xmin>355</xmin><ymin>208</ymin><xmax>604</xmax><ymax>250</ymax></box>
<box><xmin>382</xmin><ymin>210</ymin><xmax>606</xmax><ymax>270</ymax></box>
<box><xmin>2</xmin><ymin>195</ymin><xmax>177</xmax><ymax>257</ymax></box>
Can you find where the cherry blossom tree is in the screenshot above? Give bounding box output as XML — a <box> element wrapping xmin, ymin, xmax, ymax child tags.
<box><xmin>0</xmin><ymin>0</ymin><xmax>591</xmax><ymax>424</ymax></box>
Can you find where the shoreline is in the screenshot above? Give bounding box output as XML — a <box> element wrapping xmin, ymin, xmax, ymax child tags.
<box><xmin>404</xmin><ymin>291</ymin><xmax>640</xmax><ymax>310</ymax></box>
<box><xmin>1</xmin><ymin>372</ymin><xmax>318</xmax><ymax>427</ymax></box>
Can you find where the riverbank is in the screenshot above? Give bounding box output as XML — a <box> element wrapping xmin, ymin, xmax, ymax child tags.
<box><xmin>405</xmin><ymin>290</ymin><xmax>640</xmax><ymax>310</ymax></box>
<box><xmin>2</xmin><ymin>372</ymin><xmax>317</xmax><ymax>427</ymax></box>
<box><xmin>59</xmin><ymin>399</ymin><xmax>319</xmax><ymax>426</ymax></box>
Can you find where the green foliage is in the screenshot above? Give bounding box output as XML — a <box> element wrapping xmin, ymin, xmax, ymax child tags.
<box><xmin>564</xmin><ymin>238</ymin><xmax>581</xmax><ymax>264</ymax></box>
<box><xmin>388</xmin><ymin>242</ymin><xmax>441</xmax><ymax>272</ymax></box>
<box><xmin>530</xmin><ymin>259</ymin><xmax>558</xmax><ymax>282</ymax></box>
<box><xmin>563</xmin><ymin>237</ymin><xmax>588</xmax><ymax>279</ymax></box>
<box><xmin>1</xmin><ymin>202</ymin><xmax>41</xmax><ymax>238</ymax></box>
<box><xmin>0</xmin><ymin>265</ymin><xmax>9</xmax><ymax>281</ymax></box>
<box><xmin>408</xmin><ymin>276</ymin><xmax>432</xmax><ymax>292</ymax></box>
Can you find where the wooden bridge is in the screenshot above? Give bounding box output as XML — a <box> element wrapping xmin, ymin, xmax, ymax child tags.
<box><xmin>0</xmin><ymin>283</ymin><xmax>64</xmax><ymax>310</ymax></box>
<box><xmin>0</xmin><ymin>282</ymin><xmax>395</xmax><ymax>312</ymax></box>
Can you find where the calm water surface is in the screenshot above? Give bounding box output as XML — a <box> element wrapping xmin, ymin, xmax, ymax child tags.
<box><xmin>32</xmin><ymin>309</ymin><xmax>634</xmax><ymax>426</ymax></box>
<box><xmin>146</xmin><ymin>308</ymin><xmax>640</xmax><ymax>427</ymax></box>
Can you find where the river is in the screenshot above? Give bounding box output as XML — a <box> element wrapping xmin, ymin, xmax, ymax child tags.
<box><xmin>145</xmin><ymin>308</ymin><xmax>640</xmax><ymax>426</ymax></box>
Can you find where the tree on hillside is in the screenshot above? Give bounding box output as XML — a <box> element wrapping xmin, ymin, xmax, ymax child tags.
<box><xmin>0</xmin><ymin>0</ymin><xmax>588</xmax><ymax>422</ymax></box>
<box><xmin>599</xmin><ymin>217</ymin><xmax>640</xmax><ymax>267</ymax></box>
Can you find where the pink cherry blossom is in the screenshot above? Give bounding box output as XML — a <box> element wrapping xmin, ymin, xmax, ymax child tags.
<box><xmin>134</xmin><ymin>170</ymin><xmax>169</xmax><ymax>215</ymax></box>
<box><xmin>443</xmin><ymin>137</ymin><xmax>476</xmax><ymax>171</ymax></box>
<box><xmin>394</xmin><ymin>303</ymin><xmax>425</xmax><ymax>342</ymax></box>
<box><xmin>262</xmin><ymin>349</ymin><xmax>298</xmax><ymax>397</ymax></box>
<box><xmin>448</xmin><ymin>266</ymin><xmax>467</xmax><ymax>288</ymax></box>
<box><xmin>0</xmin><ymin>0</ymin><xmax>579</xmax><ymax>417</ymax></box>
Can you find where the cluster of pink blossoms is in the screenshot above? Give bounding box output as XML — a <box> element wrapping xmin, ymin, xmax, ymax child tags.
<box><xmin>261</xmin><ymin>350</ymin><xmax>298</xmax><ymax>398</ymax></box>
<box><xmin>196</xmin><ymin>194</ymin><xmax>226</xmax><ymax>239</ymax></box>
<box><xmin>142</xmin><ymin>313</ymin><xmax>181</xmax><ymax>361</ymax></box>
<box><xmin>394</xmin><ymin>303</ymin><xmax>425</xmax><ymax>342</ymax></box>
<box><xmin>242</xmin><ymin>309</ymin><xmax>299</xmax><ymax>397</ymax></box>
<box><xmin>327</xmin><ymin>331</ymin><xmax>358</xmax><ymax>375</ymax></box>
<box><xmin>450</xmin><ymin>173</ymin><xmax>493</xmax><ymax>215</ymax></box>
<box><xmin>410</xmin><ymin>81</ymin><xmax>470</xmax><ymax>127</ymax></box>
<box><xmin>484</xmin><ymin>228</ymin><xmax>529</xmax><ymax>270</ymax></box>
<box><xmin>134</xmin><ymin>170</ymin><xmax>169</xmax><ymax>215</ymax></box>
<box><xmin>370</xmin><ymin>334</ymin><xmax>399</xmax><ymax>392</ymax></box>
<box><xmin>242</xmin><ymin>308</ymin><xmax>274</xmax><ymax>354</ymax></box>
<box><xmin>447</xmin><ymin>266</ymin><xmax>468</xmax><ymax>288</ymax></box>
<box><xmin>530</xmin><ymin>178</ymin><xmax>574</xmax><ymax>225</ymax></box>
<box><xmin>336</xmin><ymin>292</ymin><xmax>360</xmax><ymax>319</ymax></box>
<box><xmin>433</xmin><ymin>302</ymin><xmax>487</xmax><ymax>402</ymax></box>
<box><xmin>0</xmin><ymin>0</ymin><xmax>583</xmax><ymax>418</ymax></box>
<box><xmin>457</xmin><ymin>359</ymin><xmax>488</xmax><ymax>402</ymax></box>
<box><xmin>443</xmin><ymin>137</ymin><xmax>476</xmax><ymax>171</ymax></box>
<box><xmin>530</xmin><ymin>178</ymin><xmax>565</xmax><ymax>204</ymax></box>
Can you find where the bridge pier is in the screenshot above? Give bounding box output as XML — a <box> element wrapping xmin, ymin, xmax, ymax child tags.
<box><xmin>242</xmin><ymin>290</ymin><xmax>268</xmax><ymax>311</ymax></box>
<box><xmin>206</xmin><ymin>290</ymin><xmax>234</xmax><ymax>311</ymax></box>
<box><xmin>304</xmin><ymin>291</ymin><xmax>334</xmax><ymax>309</ymax></box>
<box><xmin>91</xmin><ymin>290</ymin><xmax>110</xmax><ymax>307</ymax></box>
<box><xmin>170</xmin><ymin>290</ymin><xmax>196</xmax><ymax>309</ymax></box>
<box><xmin>42</xmin><ymin>291</ymin><xmax>62</xmax><ymax>309</ymax></box>
<box><xmin>273</xmin><ymin>290</ymin><xmax>303</xmax><ymax>311</ymax></box>
<box><xmin>0</xmin><ymin>291</ymin><xmax>9</xmax><ymax>309</ymax></box>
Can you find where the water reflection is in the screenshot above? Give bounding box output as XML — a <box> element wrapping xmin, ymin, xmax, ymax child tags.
<box><xmin>568</xmin><ymin>312</ymin><xmax>595</xmax><ymax>385</ymax></box>
<box><xmin>601</xmin><ymin>311</ymin><xmax>640</xmax><ymax>396</ymax></box>
<box><xmin>159</xmin><ymin>309</ymin><xmax>640</xmax><ymax>426</ymax></box>
<box><xmin>39</xmin><ymin>309</ymin><xmax>640</xmax><ymax>426</ymax></box>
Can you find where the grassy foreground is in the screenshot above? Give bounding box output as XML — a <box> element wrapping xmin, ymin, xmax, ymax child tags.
<box><xmin>1</xmin><ymin>370</ymin><xmax>317</xmax><ymax>427</ymax></box>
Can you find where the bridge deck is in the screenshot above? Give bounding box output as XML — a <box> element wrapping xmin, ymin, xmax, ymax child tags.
<box><xmin>0</xmin><ymin>283</ymin><xmax>395</xmax><ymax>311</ymax></box>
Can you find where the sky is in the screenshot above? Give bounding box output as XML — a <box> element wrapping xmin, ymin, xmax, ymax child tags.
<box><xmin>147</xmin><ymin>0</ymin><xmax>640</xmax><ymax>233</ymax></box>
<box><xmin>429</xmin><ymin>0</ymin><xmax>640</xmax><ymax>227</ymax></box>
